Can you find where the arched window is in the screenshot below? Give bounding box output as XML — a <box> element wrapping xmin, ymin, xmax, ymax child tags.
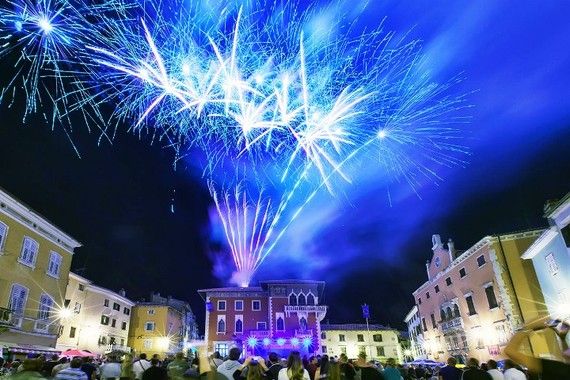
<box><xmin>217</xmin><ymin>318</ymin><xmax>225</xmax><ymax>333</ymax></box>
<box><xmin>446</xmin><ymin>307</ymin><xmax>453</xmax><ymax>320</ymax></box>
<box><xmin>299</xmin><ymin>317</ymin><xmax>307</xmax><ymax>332</ymax></box>
<box><xmin>289</xmin><ymin>294</ymin><xmax>297</xmax><ymax>305</ymax></box>
<box><xmin>453</xmin><ymin>304</ymin><xmax>460</xmax><ymax>317</ymax></box>
<box><xmin>307</xmin><ymin>293</ymin><xmax>315</xmax><ymax>305</ymax></box>
<box><xmin>298</xmin><ymin>293</ymin><xmax>306</xmax><ymax>306</ymax></box>
<box><xmin>276</xmin><ymin>317</ymin><xmax>284</xmax><ymax>331</ymax></box>
<box><xmin>440</xmin><ymin>309</ymin><xmax>446</xmax><ymax>321</ymax></box>
<box><xmin>235</xmin><ymin>319</ymin><xmax>243</xmax><ymax>333</ymax></box>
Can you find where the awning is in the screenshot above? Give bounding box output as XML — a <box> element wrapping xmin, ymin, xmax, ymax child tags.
<box><xmin>0</xmin><ymin>342</ymin><xmax>61</xmax><ymax>355</ymax></box>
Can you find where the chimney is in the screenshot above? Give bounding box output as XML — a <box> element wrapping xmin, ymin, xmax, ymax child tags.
<box><xmin>119</xmin><ymin>288</ymin><xmax>126</xmax><ymax>297</ymax></box>
<box><xmin>426</xmin><ymin>260</ymin><xmax>431</xmax><ymax>280</ymax></box>
<box><xmin>447</xmin><ymin>238</ymin><xmax>455</xmax><ymax>261</ymax></box>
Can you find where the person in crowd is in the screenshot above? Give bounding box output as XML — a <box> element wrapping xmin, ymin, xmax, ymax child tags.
<box><xmin>265</xmin><ymin>353</ymin><xmax>283</xmax><ymax>380</ymax></box>
<box><xmin>167</xmin><ymin>352</ymin><xmax>189</xmax><ymax>380</ymax></box>
<box><xmin>314</xmin><ymin>355</ymin><xmax>330</xmax><ymax>380</ymax></box>
<box><xmin>278</xmin><ymin>351</ymin><xmax>311</xmax><ymax>380</ymax></box>
<box><xmin>52</xmin><ymin>358</ymin><xmax>70</xmax><ymax>377</ymax></box>
<box><xmin>353</xmin><ymin>353</ymin><xmax>383</xmax><ymax>380</ymax></box>
<box><xmin>210</xmin><ymin>353</ymin><xmax>224</xmax><ymax>370</ymax></box>
<box><xmin>306</xmin><ymin>357</ymin><xmax>318</xmax><ymax>380</ymax></box>
<box><xmin>338</xmin><ymin>354</ymin><xmax>355</xmax><ymax>380</ymax></box>
<box><xmin>501</xmin><ymin>360</ymin><xmax>524</xmax><ymax>380</ymax></box>
<box><xmin>8</xmin><ymin>359</ymin><xmax>46</xmax><ymax>380</ymax></box>
<box><xmin>504</xmin><ymin>317</ymin><xmax>570</xmax><ymax>379</ymax></box>
<box><xmin>141</xmin><ymin>359</ymin><xmax>168</xmax><ymax>380</ymax></box>
<box><xmin>461</xmin><ymin>358</ymin><xmax>491</xmax><ymax>380</ymax></box>
<box><xmin>80</xmin><ymin>357</ymin><xmax>98</xmax><ymax>380</ymax></box>
<box><xmin>485</xmin><ymin>360</ymin><xmax>502</xmax><ymax>380</ymax></box>
<box><xmin>133</xmin><ymin>354</ymin><xmax>151</xmax><ymax>380</ymax></box>
<box><xmin>327</xmin><ymin>361</ymin><xmax>340</xmax><ymax>380</ymax></box>
<box><xmin>413</xmin><ymin>365</ymin><xmax>425</xmax><ymax>380</ymax></box>
<box><xmin>217</xmin><ymin>348</ymin><xmax>243</xmax><ymax>380</ymax></box>
<box><xmin>99</xmin><ymin>356</ymin><xmax>122</xmax><ymax>380</ymax></box>
<box><xmin>438</xmin><ymin>358</ymin><xmax>462</xmax><ymax>380</ymax></box>
<box><xmin>120</xmin><ymin>355</ymin><xmax>135</xmax><ymax>380</ymax></box>
<box><xmin>231</xmin><ymin>357</ymin><xmax>266</xmax><ymax>380</ymax></box>
<box><xmin>40</xmin><ymin>355</ymin><xmax>59</xmax><ymax>378</ymax></box>
<box><xmin>55</xmin><ymin>358</ymin><xmax>88</xmax><ymax>380</ymax></box>
<box><xmin>381</xmin><ymin>359</ymin><xmax>399</xmax><ymax>380</ymax></box>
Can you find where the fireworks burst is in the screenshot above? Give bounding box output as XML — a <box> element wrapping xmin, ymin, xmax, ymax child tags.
<box><xmin>0</xmin><ymin>0</ymin><xmax>472</xmax><ymax>285</ymax></box>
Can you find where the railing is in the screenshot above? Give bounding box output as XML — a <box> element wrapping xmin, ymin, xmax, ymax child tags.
<box><xmin>440</xmin><ymin>316</ymin><xmax>464</xmax><ymax>333</ymax></box>
<box><xmin>295</xmin><ymin>329</ymin><xmax>313</xmax><ymax>337</ymax></box>
<box><xmin>250</xmin><ymin>330</ymin><xmax>271</xmax><ymax>337</ymax></box>
<box><xmin>284</xmin><ymin>305</ymin><xmax>328</xmax><ymax>313</ymax></box>
<box><xmin>105</xmin><ymin>344</ymin><xmax>132</xmax><ymax>353</ymax></box>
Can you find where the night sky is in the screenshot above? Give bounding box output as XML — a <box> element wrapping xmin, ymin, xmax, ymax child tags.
<box><xmin>1</xmin><ymin>1</ymin><xmax>570</xmax><ymax>332</ymax></box>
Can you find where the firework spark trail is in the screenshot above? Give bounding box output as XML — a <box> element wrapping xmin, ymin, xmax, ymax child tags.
<box><xmin>0</xmin><ymin>0</ymin><xmax>473</xmax><ymax>285</ymax></box>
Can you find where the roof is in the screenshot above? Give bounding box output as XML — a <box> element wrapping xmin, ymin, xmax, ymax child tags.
<box><xmin>197</xmin><ymin>286</ymin><xmax>264</xmax><ymax>293</ymax></box>
<box><xmin>321</xmin><ymin>323</ymin><xmax>395</xmax><ymax>331</ymax></box>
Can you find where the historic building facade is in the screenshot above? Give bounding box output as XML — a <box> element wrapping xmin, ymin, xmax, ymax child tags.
<box><xmin>0</xmin><ymin>188</ymin><xmax>81</xmax><ymax>358</ymax></box>
<box><xmin>128</xmin><ymin>293</ymin><xmax>198</xmax><ymax>357</ymax></box>
<box><xmin>198</xmin><ymin>280</ymin><xmax>327</xmax><ymax>357</ymax></box>
<box><xmin>320</xmin><ymin>324</ymin><xmax>402</xmax><ymax>362</ymax></box>
<box><xmin>55</xmin><ymin>272</ymin><xmax>135</xmax><ymax>355</ymax></box>
<box><xmin>410</xmin><ymin>231</ymin><xmax>557</xmax><ymax>364</ymax></box>
<box><xmin>404</xmin><ymin>305</ymin><xmax>426</xmax><ymax>360</ymax></box>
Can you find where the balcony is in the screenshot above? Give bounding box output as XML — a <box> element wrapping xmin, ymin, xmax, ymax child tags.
<box><xmin>285</xmin><ymin>305</ymin><xmax>327</xmax><ymax>313</ymax></box>
<box><xmin>440</xmin><ymin>317</ymin><xmax>464</xmax><ymax>333</ymax></box>
<box><xmin>105</xmin><ymin>344</ymin><xmax>132</xmax><ymax>353</ymax></box>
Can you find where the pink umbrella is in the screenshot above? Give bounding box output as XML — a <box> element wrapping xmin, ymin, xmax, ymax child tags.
<box><xmin>61</xmin><ymin>349</ymin><xmax>96</xmax><ymax>357</ymax></box>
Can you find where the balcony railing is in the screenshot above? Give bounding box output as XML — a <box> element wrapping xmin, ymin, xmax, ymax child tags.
<box><xmin>284</xmin><ymin>305</ymin><xmax>328</xmax><ymax>313</ymax></box>
<box><xmin>250</xmin><ymin>330</ymin><xmax>271</xmax><ymax>337</ymax></box>
<box><xmin>105</xmin><ymin>344</ymin><xmax>132</xmax><ymax>353</ymax></box>
<box><xmin>294</xmin><ymin>329</ymin><xmax>313</xmax><ymax>337</ymax></box>
<box><xmin>440</xmin><ymin>317</ymin><xmax>464</xmax><ymax>333</ymax></box>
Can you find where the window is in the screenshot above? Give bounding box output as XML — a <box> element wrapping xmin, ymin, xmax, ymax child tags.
<box><xmin>431</xmin><ymin>313</ymin><xmax>437</xmax><ymax>329</ymax></box>
<box><xmin>99</xmin><ymin>336</ymin><xmax>107</xmax><ymax>345</ymax></box>
<box><xmin>435</xmin><ymin>285</ymin><xmax>440</xmax><ymax>293</ymax></box>
<box><xmin>143</xmin><ymin>339</ymin><xmax>153</xmax><ymax>349</ymax></box>
<box><xmin>148</xmin><ymin>309</ymin><xmax>155</xmax><ymax>315</ymax></box>
<box><xmin>111</xmin><ymin>319</ymin><xmax>117</xmax><ymax>328</ymax></box>
<box><xmin>9</xmin><ymin>284</ymin><xmax>29</xmax><ymax>315</ymax></box>
<box><xmin>289</xmin><ymin>294</ymin><xmax>297</xmax><ymax>305</ymax></box>
<box><xmin>307</xmin><ymin>293</ymin><xmax>315</xmax><ymax>305</ymax></box>
<box><xmin>373</xmin><ymin>334</ymin><xmax>383</xmax><ymax>342</ymax></box>
<box><xmin>113</xmin><ymin>302</ymin><xmax>120</xmax><ymax>311</ymax></box>
<box><xmin>321</xmin><ymin>332</ymin><xmax>327</xmax><ymax>339</ymax></box>
<box><xmin>426</xmin><ymin>292</ymin><xmax>430</xmax><ymax>299</ymax></box>
<box><xmin>47</xmin><ymin>252</ymin><xmax>62</xmax><ymax>277</ymax></box>
<box><xmin>422</xmin><ymin>318</ymin><xmax>427</xmax><ymax>332</ymax></box>
<box><xmin>418</xmin><ymin>298</ymin><xmax>422</xmax><ymax>305</ymax></box>
<box><xmin>545</xmin><ymin>253</ymin><xmax>560</xmax><ymax>276</ymax></box>
<box><xmin>69</xmin><ymin>327</ymin><xmax>76</xmax><ymax>338</ymax></box>
<box><xmin>358</xmin><ymin>346</ymin><xmax>366</xmax><ymax>355</ymax></box>
<box><xmin>477</xmin><ymin>255</ymin><xmax>486</xmax><ymax>267</ymax></box>
<box><xmin>276</xmin><ymin>313</ymin><xmax>285</xmax><ymax>331</ymax></box>
<box><xmin>0</xmin><ymin>222</ymin><xmax>7</xmax><ymax>251</ymax></box>
<box><xmin>440</xmin><ymin>309</ymin><xmax>446</xmax><ymax>321</ymax></box>
<box><xmin>495</xmin><ymin>323</ymin><xmax>508</xmax><ymax>345</ymax></box>
<box><xmin>445</xmin><ymin>277</ymin><xmax>452</xmax><ymax>286</ymax></box>
<box><xmin>101</xmin><ymin>315</ymin><xmax>110</xmax><ymax>325</ymax></box>
<box><xmin>465</xmin><ymin>295</ymin><xmax>477</xmax><ymax>315</ymax></box>
<box><xmin>321</xmin><ymin>346</ymin><xmax>327</xmax><ymax>354</ymax></box>
<box><xmin>122</xmin><ymin>321</ymin><xmax>127</xmax><ymax>330</ymax></box>
<box><xmin>74</xmin><ymin>302</ymin><xmax>81</xmax><ymax>314</ymax></box>
<box><xmin>78</xmin><ymin>284</ymin><xmax>85</xmax><ymax>291</ymax></box>
<box><xmin>214</xmin><ymin>343</ymin><xmax>228</xmax><ymax>357</ymax></box>
<box><xmin>235</xmin><ymin>315</ymin><xmax>243</xmax><ymax>333</ymax></box>
<box><xmin>217</xmin><ymin>300</ymin><xmax>226</xmax><ymax>311</ymax></box>
<box><xmin>453</xmin><ymin>304</ymin><xmax>460</xmax><ymax>317</ymax></box>
<box><xmin>485</xmin><ymin>285</ymin><xmax>499</xmax><ymax>309</ymax></box>
<box><xmin>38</xmin><ymin>294</ymin><xmax>54</xmax><ymax>320</ymax></box>
<box><xmin>357</xmin><ymin>334</ymin><xmax>364</xmax><ymax>342</ymax></box>
<box><xmin>252</xmin><ymin>300</ymin><xmax>261</xmax><ymax>311</ymax></box>
<box><xmin>257</xmin><ymin>322</ymin><xmax>267</xmax><ymax>330</ymax></box>
<box><xmin>298</xmin><ymin>294</ymin><xmax>306</xmax><ymax>306</ymax></box>
<box><xmin>340</xmin><ymin>346</ymin><xmax>347</xmax><ymax>354</ymax></box>
<box><xmin>339</xmin><ymin>334</ymin><xmax>346</xmax><ymax>342</ymax></box>
<box><xmin>19</xmin><ymin>237</ymin><xmax>38</xmax><ymax>267</ymax></box>
<box><xmin>145</xmin><ymin>322</ymin><xmax>155</xmax><ymax>331</ymax></box>
<box><xmin>124</xmin><ymin>308</ymin><xmax>130</xmax><ymax>315</ymax></box>
<box><xmin>235</xmin><ymin>300</ymin><xmax>243</xmax><ymax>311</ymax></box>
<box><xmin>459</xmin><ymin>268</ymin><xmax>466</xmax><ymax>278</ymax></box>
<box><xmin>217</xmin><ymin>316</ymin><xmax>226</xmax><ymax>334</ymax></box>
<box><xmin>120</xmin><ymin>338</ymin><xmax>125</xmax><ymax>346</ymax></box>
<box><xmin>64</xmin><ymin>299</ymin><xmax>71</xmax><ymax>307</ymax></box>
<box><xmin>104</xmin><ymin>299</ymin><xmax>109</xmax><ymax>307</ymax></box>
<box><xmin>376</xmin><ymin>346</ymin><xmax>385</xmax><ymax>357</ymax></box>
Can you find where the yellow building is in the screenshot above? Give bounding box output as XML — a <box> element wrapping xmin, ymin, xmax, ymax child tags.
<box><xmin>0</xmin><ymin>188</ymin><xmax>81</xmax><ymax>358</ymax></box>
<box><xmin>56</xmin><ymin>272</ymin><xmax>134</xmax><ymax>356</ymax></box>
<box><xmin>128</xmin><ymin>293</ymin><xmax>198</xmax><ymax>358</ymax></box>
